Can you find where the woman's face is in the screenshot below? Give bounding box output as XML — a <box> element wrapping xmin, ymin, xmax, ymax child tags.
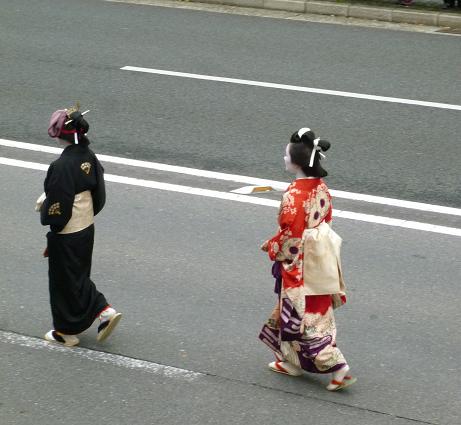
<box><xmin>284</xmin><ymin>144</ymin><xmax>299</xmax><ymax>174</ymax></box>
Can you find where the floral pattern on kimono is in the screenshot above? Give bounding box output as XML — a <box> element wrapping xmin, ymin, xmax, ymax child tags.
<box><xmin>260</xmin><ymin>178</ymin><xmax>348</xmax><ymax>374</ymax></box>
<box><xmin>267</xmin><ymin>179</ymin><xmax>333</xmax><ymax>289</ymax></box>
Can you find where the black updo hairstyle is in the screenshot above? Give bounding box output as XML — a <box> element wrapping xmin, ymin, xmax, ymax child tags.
<box><xmin>289</xmin><ymin>128</ymin><xmax>330</xmax><ymax>177</ymax></box>
<box><xmin>59</xmin><ymin>110</ymin><xmax>90</xmax><ymax>146</ymax></box>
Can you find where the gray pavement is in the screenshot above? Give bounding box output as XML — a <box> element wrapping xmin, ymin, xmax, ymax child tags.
<box><xmin>1</xmin><ymin>0</ymin><xmax>461</xmax><ymax>207</ymax></box>
<box><xmin>1</xmin><ymin>1</ymin><xmax>461</xmax><ymax>424</ymax></box>
<box><xmin>0</xmin><ymin>338</ymin><xmax>419</xmax><ymax>425</ymax></box>
<box><xmin>1</xmin><ymin>162</ymin><xmax>461</xmax><ymax>425</ymax></box>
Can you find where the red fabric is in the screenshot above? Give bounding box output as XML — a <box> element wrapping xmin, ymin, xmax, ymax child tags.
<box><xmin>305</xmin><ymin>295</ymin><xmax>332</xmax><ymax>315</ymax></box>
<box><xmin>59</xmin><ymin>128</ymin><xmax>85</xmax><ymax>135</ymax></box>
<box><xmin>267</xmin><ymin>178</ymin><xmax>332</xmax><ymax>290</ymax></box>
<box><xmin>96</xmin><ymin>305</ymin><xmax>111</xmax><ymax>318</ymax></box>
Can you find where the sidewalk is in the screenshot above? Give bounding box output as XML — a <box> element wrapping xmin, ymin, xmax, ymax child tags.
<box><xmin>187</xmin><ymin>0</ymin><xmax>461</xmax><ymax>28</ymax></box>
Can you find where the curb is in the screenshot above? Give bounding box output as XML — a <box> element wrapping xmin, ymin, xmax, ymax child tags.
<box><xmin>188</xmin><ymin>0</ymin><xmax>461</xmax><ymax>28</ymax></box>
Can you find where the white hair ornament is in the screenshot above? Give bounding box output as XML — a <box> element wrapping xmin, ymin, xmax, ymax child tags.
<box><xmin>297</xmin><ymin>127</ymin><xmax>311</xmax><ymax>138</ymax></box>
<box><xmin>308</xmin><ymin>138</ymin><xmax>326</xmax><ymax>167</ymax></box>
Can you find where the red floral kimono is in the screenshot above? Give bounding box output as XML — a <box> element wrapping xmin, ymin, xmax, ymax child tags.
<box><xmin>259</xmin><ymin>178</ymin><xmax>348</xmax><ymax>374</ymax></box>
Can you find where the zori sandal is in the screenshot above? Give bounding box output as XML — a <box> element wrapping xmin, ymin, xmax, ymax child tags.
<box><xmin>97</xmin><ymin>312</ymin><xmax>122</xmax><ymax>342</ymax></box>
<box><xmin>44</xmin><ymin>330</ymin><xmax>79</xmax><ymax>347</ymax></box>
<box><xmin>268</xmin><ymin>361</ymin><xmax>303</xmax><ymax>376</ymax></box>
<box><xmin>326</xmin><ymin>375</ymin><xmax>357</xmax><ymax>391</ymax></box>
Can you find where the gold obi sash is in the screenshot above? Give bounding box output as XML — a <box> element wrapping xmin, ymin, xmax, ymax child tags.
<box><xmin>301</xmin><ymin>221</ymin><xmax>346</xmax><ymax>296</ymax></box>
<box><xmin>59</xmin><ymin>190</ymin><xmax>94</xmax><ymax>234</ymax></box>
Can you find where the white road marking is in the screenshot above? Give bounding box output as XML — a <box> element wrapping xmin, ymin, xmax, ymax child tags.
<box><xmin>1</xmin><ymin>138</ymin><xmax>460</xmax><ymax>217</ymax></box>
<box><xmin>121</xmin><ymin>66</ymin><xmax>461</xmax><ymax>112</ymax></box>
<box><xmin>0</xmin><ymin>156</ymin><xmax>281</xmax><ymax>208</ymax></box>
<box><xmin>1</xmin><ymin>156</ymin><xmax>461</xmax><ymax>237</ymax></box>
<box><xmin>0</xmin><ymin>157</ymin><xmax>48</xmax><ymax>171</ymax></box>
<box><xmin>0</xmin><ymin>330</ymin><xmax>201</xmax><ymax>381</ymax></box>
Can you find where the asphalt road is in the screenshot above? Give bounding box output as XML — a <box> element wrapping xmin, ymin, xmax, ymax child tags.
<box><xmin>1</xmin><ymin>0</ymin><xmax>460</xmax><ymax>206</ymax></box>
<box><xmin>1</xmin><ymin>159</ymin><xmax>461</xmax><ymax>425</ymax></box>
<box><xmin>1</xmin><ymin>1</ymin><xmax>461</xmax><ymax>425</ymax></box>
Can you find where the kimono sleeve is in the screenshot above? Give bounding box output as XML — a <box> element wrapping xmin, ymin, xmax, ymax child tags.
<box><xmin>91</xmin><ymin>155</ymin><xmax>106</xmax><ymax>216</ymax></box>
<box><xmin>267</xmin><ymin>191</ymin><xmax>298</xmax><ymax>261</ymax></box>
<box><xmin>40</xmin><ymin>162</ymin><xmax>75</xmax><ymax>232</ymax></box>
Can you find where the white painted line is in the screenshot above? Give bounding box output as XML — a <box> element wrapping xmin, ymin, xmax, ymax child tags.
<box><xmin>0</xmin><ymin>156</ymin><xmax>48</xmax><ymax>171</ymax></box>
<box><xmin>1</xmin><ymin>156</ymin><xmax>461</xmax><ymax>237</ymax></box>
<box><xmin>0</xmin><ymin>138</ymin><xmax>62</xmax><ymax>155</ymax></box>
<box><xmin>0</xmin><ymin>138</ymin><xmax>287</xmax><ymax>190</ymax></box>
<box><xmin>105</xmin><ymin>172</ymin><xmax>280</xmax><ymax>207</ymax></box>
<box><xmin>0</xmin><ymin>156</ymin><xmax>278</xmax><ymax>207</ymax></box>
<box><xmin>323</xmin><ymin>189</ymin><xmax>461</xmax><ymax>217</ymax></box>
<box><xmin>2</xmin><ymin>138</ymin><xmax>460</xmax><ymax>217</ymax></box>
<box><xmin>332</xmin><ymin>210</ymin><xmax>461</xmax><ymax>236</ymax></box>
<box><xmin>0</xmin><ymin>330</ymin><xmax>201</xmax><ymax>381</ymax></box>
<box><xmin>121</xmin><ymin>66</ymin><xmax>461</xmax><ymax>112</ymax></box>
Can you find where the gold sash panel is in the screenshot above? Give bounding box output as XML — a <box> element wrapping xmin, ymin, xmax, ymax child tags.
<box><xmin>59</xmin><ymin>190</ymin><xmax>94</xmax><ymax>234</ymax></box>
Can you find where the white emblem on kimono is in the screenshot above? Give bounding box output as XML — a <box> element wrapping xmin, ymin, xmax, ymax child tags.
<box><xmin>80</xmin><ymin>162</ymin><xmax>91</xmax><ymax>175</ymax></box>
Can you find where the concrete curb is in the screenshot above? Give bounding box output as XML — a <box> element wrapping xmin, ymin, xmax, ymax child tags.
<box><xmin>188</xmin><ymin>0</ymin><xmax>461</xmax><ymax>28</ymax></box>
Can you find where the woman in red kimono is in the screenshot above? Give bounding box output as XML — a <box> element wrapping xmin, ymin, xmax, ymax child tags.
<box><xmin>259</xmin><ymin>127</ymin><xmax>356</xmax><ymax>391</ymax></box>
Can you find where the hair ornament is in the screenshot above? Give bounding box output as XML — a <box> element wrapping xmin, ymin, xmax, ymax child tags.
<box><xmin>308</xmin><ymin>138</ymin><xmax>326</xmax><ymax>167</ymax></box>
<box><xmin>297</xmin><ymin>127</ymin><xmax>311</xmax><ymax>139</ymax></box>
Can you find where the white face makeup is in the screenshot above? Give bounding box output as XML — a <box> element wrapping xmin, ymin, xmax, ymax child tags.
<box><xmin>284</xmin><ymin>144</ymin><xmax>299</xmax><ymax>174</ymax></box>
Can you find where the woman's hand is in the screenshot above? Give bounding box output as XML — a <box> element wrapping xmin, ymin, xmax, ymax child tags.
<box><xmin>35</xmin><ymin>192</ymin><xmax>46</xmax><ymax>212</ymax></box>
<box><xmin>260</xmin><ymin>240</ymin><xmax>269</xmax><ymax>252</ymax></box>
<box><xmin>267</xmin><ymin>302</ymin><xmax>281</xmax><ymax>329</ymax></box>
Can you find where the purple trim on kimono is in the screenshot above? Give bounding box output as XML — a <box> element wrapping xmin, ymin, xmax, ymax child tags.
<box><xmin>294</xmin><ymin>338</ymin><xmax>345</xmax><ymax>374</ymax></box>
<box><xmin>280</xmin><ymin>297</ymin><xmax>303</xmax><ymax>341</ymax></box>
<box><xmin>258</xmin><ymin>325</ymin><xmax>282</xmax><ymax>358</ymax></box>
<box><xmin>272</xmin><ymin>261</ymin><xmax>282</xmax><ymax>295</ymax></box>
<box><xmin>259</xmin><ymin>297</ymin><xmax>346</xmax><ymax>374</ymax></box>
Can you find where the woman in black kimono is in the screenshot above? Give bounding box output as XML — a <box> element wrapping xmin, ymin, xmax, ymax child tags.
<box><xmin>38</xmin><ymin>106</ymin><xmax>122</xmax><ymax>346</ymax></box>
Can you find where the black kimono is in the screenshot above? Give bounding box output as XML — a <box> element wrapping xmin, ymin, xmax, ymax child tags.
<box><xmin>41</xmin><ymin>144</ymin><xmax>109</xmax><ymax>335</ymax></box>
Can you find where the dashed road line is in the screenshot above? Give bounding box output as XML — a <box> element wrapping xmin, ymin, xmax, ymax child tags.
<box><xmin>121</xmin><ymin>65</ymin><xmax>461</xmax><ymax>112</ymax></box>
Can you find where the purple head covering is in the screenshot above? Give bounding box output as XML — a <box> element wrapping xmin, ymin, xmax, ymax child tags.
<box><xmin>47</xmin><ymin>107</ymin><xmax>91</xmax><ymax>146</ymax></box>
<box><xmin>48</xmin><ymin>110</ymin><xmax>68</xmax><ymax>138</ymax></box>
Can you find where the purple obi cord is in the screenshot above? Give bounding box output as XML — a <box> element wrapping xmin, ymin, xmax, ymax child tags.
<box><xmin>272</xmin><ymin>261</ymin><xmax>282</xmax><ymax>296</ymax></box>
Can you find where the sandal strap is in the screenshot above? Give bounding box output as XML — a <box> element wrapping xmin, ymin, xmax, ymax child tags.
<box><xmin>52</xmin><ymin>331</ymin><xmax>66</xmax><ymax>344</ymax></box>
<box><xmin>98</xmin><ymin>320</ymin><xmax>110</xmax><ymax>333</ymax></box>
<box><xmin>330</xmin><ymin>379</ymin><xmax>344</xmax><ymax>386</ymax></box>
<box><xmin>275</xmin><ymin>362</ymin><xmax>288</xmax><ymax>373</ymax></box>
